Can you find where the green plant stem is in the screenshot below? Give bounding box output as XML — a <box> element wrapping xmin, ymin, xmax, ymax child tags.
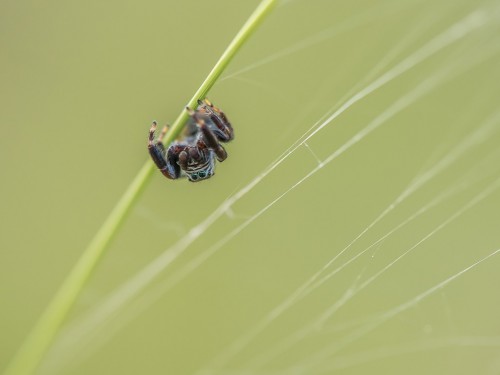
<box><xmin>3</xmin><ymin>1</ymin><xmax>277</xmax><ymax>374</ymax></box>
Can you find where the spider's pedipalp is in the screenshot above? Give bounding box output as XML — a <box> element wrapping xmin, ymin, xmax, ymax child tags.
<box><xmin>178</xmin><ymin>150</ymin><xmax>188</xmax><ymax>170</ymax></box>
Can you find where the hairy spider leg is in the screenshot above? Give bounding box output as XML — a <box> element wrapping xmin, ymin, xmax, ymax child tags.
<box><xmin>157</xmin><ymin>124</ymin><xmax>169</xmax><ymax>143</ymax></box>
<box><xmin>148</xmin><ymin>121</ymin><xmax>180</xmax><ymax>179</ymax></box>
<box><xmin>187</xmin><ymin>107</ymin><xmax>228</xmax><ymax>162</ymax></box>
<box><xmin>197</xmin><ymin>99</ymin><xmax>234</xmax><ymax>142</ymax></box>
<box><xmin>203</xmin><ymin>98</ymin><xmax>230</xmax><ymax>125</ymax></box>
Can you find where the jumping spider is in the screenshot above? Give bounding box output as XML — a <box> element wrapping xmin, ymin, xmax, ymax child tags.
<box><xmin>148</xmin><ymin>99</ymin><xmax>234</xmax><ymax>182</ymax></box>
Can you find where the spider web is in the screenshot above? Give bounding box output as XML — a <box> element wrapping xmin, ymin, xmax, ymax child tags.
<box><xmin>40</xmin><ymin>1</ymin><xmax>500</xmax><ymax>374</ymax></box>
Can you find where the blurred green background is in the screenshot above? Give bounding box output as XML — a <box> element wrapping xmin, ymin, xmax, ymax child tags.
<box><xmin>2</xmin><ymin>0</ymin><xmax>500</xmax><ymax>374</ymax></box>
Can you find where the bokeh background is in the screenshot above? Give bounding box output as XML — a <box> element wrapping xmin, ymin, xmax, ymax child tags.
<box><xmin>2</xmin><ymin>0</ymin><xmax>500</xmax><ymax>374</ymax></box>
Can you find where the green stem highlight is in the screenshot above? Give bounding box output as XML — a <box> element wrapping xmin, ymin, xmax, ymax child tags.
<box><xmin>3</xmin><ymin>1</ymin><xmax>277</xmax><ymax>374</ymax></box>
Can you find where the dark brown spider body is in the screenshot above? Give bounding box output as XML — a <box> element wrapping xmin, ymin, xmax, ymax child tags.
<box><xmin>148</xmin><ymin>99</ymin><xmax>234</xmax><ymax>182</ymax></box>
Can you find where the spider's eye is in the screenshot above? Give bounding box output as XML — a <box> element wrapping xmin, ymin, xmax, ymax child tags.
<box><xmin>199</xmin><ymin>171</ymin><xmax>206</xmax><ymax>178</ymax></box>
<box><xmin>191</xmin><ymin>173</ymin><xmax>198</xmax><ymax>180</ymax></box>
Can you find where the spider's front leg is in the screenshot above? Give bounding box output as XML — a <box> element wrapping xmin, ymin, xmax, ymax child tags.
<box><xmin>198</xmin><ymin>99</ymin><xmax>234</xmax><ymax>143</ymax></box>
<box><xmin>187</xmin><ymin>108</ymin><xmax>228</xmax><ymax>162</ymax></box>
<box><xmin>148</xmin><ymin>121</ymin><xmax>181</xmax><ymax>179</ymax></box>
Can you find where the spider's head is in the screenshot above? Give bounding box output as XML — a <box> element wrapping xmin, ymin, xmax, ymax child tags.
<box><xmin>179</xmin><ymin>148</ymin><xmax>216</xmax><ymax>182</ymax></box>
<box><xmin>185</xmin><ymin>165</ymin><xmax>214</xmax><ymax>182</ymax></box>
<box><xmin>184</xmin><ymin>155</ymin><xmax>215</xmax><ymax>182</ymax></box>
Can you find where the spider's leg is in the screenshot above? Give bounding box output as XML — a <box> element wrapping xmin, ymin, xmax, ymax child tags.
<box><xmin>197</xmin><ymin>99</ymin><xmax>234</xmax><ymax>142</ymax></box>
<box><xmin>157</xmin><ymin>124</ymin><xmax>169</xmax><ymax>144</ymax></box>
<box><xmin>188</xmin><ymin>109</ymin><xmax>228</xmax><ymax>162</ymax></box>
<box><xmin>148</xmin><ymin>121</ymin><xmax>180</xmax><ymax>179</ymax></box>
<box><xmin>203</xmin><ymin>98</ymin><xmax>229</xmax><ymax>124</ymax></box>
<box><xmin>202</xmin><ymin>125</ymin><xmax>227</xmax><ymax>162</ymax></box>
<box><xmin>148</xmin><ymin>121</ymin><xmax>166</xmax><ymax>167</ymax></box>
<box><xmin>165</xmin><ymin>144</ymin><xmax>185</xmax><ymax>178</ymax></box>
